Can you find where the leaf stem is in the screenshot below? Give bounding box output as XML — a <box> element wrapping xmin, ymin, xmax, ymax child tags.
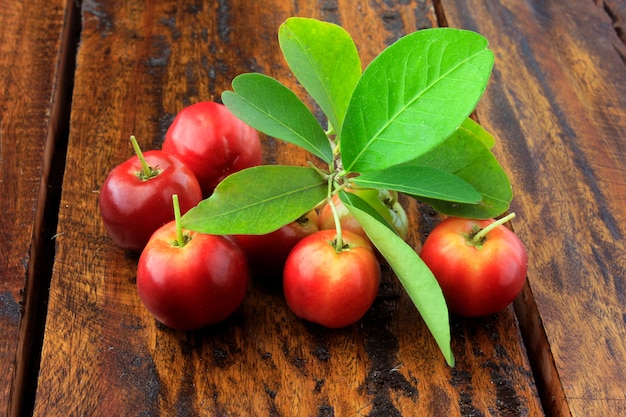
<box><xmin>307</xmin><ymin>161</ymin><xmax>331</xmax><ymax>179</ymax></box>
<box><xmin>472</xmin><ymin>212</ymin><xmax>516</xmax><ymax>243</ymax></box>
<box><xmin>325</xmin><ymin>120</ymin><xmax>335</xmax><ymax>137</ymax></box>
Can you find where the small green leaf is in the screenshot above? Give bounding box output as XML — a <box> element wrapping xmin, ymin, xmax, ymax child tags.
<box><xmin>222</xmin><ymin>73</ymin><xmax>333</xmax><ymax>163</ymax></box>
<box><xmin>279</xmin><ymin>17</ymin><xmax>362</xmax><ymax>133</ymax></box>
<box><xmin>352</xmin><ymin>165</ymin><xmax>481</xmax><ymax>203</ymax></box>
<box><xmin>341</xmin><ymin>28</ymin><xmax>494</xmax><ymax>173</ymax></box>
<box><xmin>410</xmin><ymin>123</ymin><xmax>512</xmax><ymax>218</ymax></box>
<box><xmin>181</xmin><ymin>165</ymin><xmax>327</xmax><ymax>235</ymax></box>
<box><xmin>460</xmin><ymin>117</ymin><xmax>494</xmax><ymax>148</ymax></box>
<box><xmin>341</xmin><ymin>192</ymin><xmax>454</xmax><ymax>367</ymax></box>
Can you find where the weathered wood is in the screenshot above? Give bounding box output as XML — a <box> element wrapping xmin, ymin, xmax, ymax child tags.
<box><xmin>31</xmin><ymin>1</ymin><xmax>545</xmax><ymax>416</ymax></box>
<box><xmin>443</xmin><ymin>0</ymin><xmax>626</xmax><ymax>416</ymax></box>
<box><xmin>0</xmin><ymin>1</ymin><xmax>73</xmax><ymax>416</ymax></box>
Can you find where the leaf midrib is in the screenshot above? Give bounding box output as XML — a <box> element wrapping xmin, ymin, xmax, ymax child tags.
<box><xmin>227</xmin><ymin>86</ymin><xmax>330</xmax><ymax>162</ymax></box>
<box><xmin>344</xmin><ymin>45</ymin><xmax>486</xmax><ymax>173</ymax></box>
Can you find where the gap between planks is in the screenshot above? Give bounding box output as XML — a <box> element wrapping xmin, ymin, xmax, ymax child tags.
<box><xmin>436</xmin><ymin>0</ymin><xmax>568</xmax><ymax>414</ymax></box>
<box><xmin>9</xmin><ymin>1</ymin><xmax>82</xmax><ymax>417</ymax></box>
<box><xmin>11</xmin><ymin>2</ymin><xmax>605</xmax><ymax>416</ymax></box>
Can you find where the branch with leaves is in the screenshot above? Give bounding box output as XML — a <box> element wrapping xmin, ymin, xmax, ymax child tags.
<box><xmin>181</xmin><ymin>17</ymin><xmax>513</xmax><ymax>366</ymax></box>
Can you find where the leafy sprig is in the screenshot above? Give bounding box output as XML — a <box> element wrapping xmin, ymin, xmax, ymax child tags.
<box><xmin>182</xmin><ymin>17</ymin><xmax>513</xmax><ymax>366</ymax></box>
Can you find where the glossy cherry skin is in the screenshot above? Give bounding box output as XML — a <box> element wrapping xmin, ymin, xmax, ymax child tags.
<box><xmin>232</xmin><ymin>210</ymin><xmax>319</xmax><ymax>275</ymax></box>
<box><xmin>420</xmin><ymin>217</ymin><xmax>528</xmax><ymax>317</ymax></box>
<box><xmin>99</xmin><ymin>150</ymin><xmax>202</xmax><ymax>252</ymax></box>
<box><xmin>162</xmin><ymin>101</ymin><xmax>263</xmax><ymax>197</ymax></box>
<box><xmin>283</xmin><ymin>230</ymin><xmax>381</xmax><ymax>328</ymax></box>
<box><xmin>137</xmin><ymin>221</ymin><xmax>249</xmax><ymax>330</ymax></box>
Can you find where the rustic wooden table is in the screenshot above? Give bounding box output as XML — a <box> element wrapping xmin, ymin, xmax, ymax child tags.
<box><xmin>1</xmin><ymin>1</ymin><xmax>625</xmax><ymax>416</ymax></box>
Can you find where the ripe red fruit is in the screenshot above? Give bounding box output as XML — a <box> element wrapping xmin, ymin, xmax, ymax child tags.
<box><xmin>232</xmin><ymin>211</ymin><xmax>319</xmax><ymax>275</ymax></box>
<box><xmin>419</xmin><ymin>215</ymin><xmax>528</xmax><ymax>317</ymax></box>
<box><xmin>319</xmin><ymin>188</ymin><xmax>408</xmax><ymax>243</ymax></box>
<box><xmin>99</xmin><ymin>147</ymin><xmax>202</xmax><ymax>252</ymax></box>
<box><xmin>137</xmin><ymin>220</ymin><xmax>249</xmax><ymax>330</ymax></box>
<box><xmin>283</xmin><ymin>230</ymin><xmax>381</xmax><ymax>328</ymax></box>
<box><xmin>162</xmin><ymin>101</ymin><xmax>263</xmax><ymax>196</ymax></box>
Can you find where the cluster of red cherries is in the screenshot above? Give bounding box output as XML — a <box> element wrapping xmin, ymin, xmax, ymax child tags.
<box><xmin>99</xmin><ymin>102</ymin><xmax>389</xmax><ymax>331</ymax></box>
<box><xmin>99</xmin><ymin>101</ymin><xmax>528</xmax><ymax>333</ymax></box>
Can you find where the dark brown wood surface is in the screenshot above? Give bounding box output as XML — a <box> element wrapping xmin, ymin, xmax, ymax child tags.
<box><xmin>1</xmin><ymin>0</ymin><xmax>624</xmax><ymax>416</ymax></box>
<box><xmin>443</xmin><ymin>1</ymin><xmax>626</xmax><ymax>416</ymax></box>
<box><xmin>31</xmin><ymin>1</ymin><xmax>543</xmax><ymax>416</ymax></box>
<box><xmin>0</xmin><ymin>2</ymin><xmax>74</xmax><ymax>416</ymax></box>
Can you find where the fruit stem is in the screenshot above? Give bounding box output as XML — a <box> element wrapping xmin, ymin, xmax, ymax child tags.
<box><xmin>130</xmin><ymin>135</ymin><xmax>152</xmax><ymax>177</ymax></box>
<box><xmin>472</xmin><ymin>212</ymin><xmax>516</xmax><ymax>243</ymax></box>
<box><xmin>327</xmin><ymin>176</ymin><xmax>344</xmax><ymax>252</ymax></box>
<box><xmin>131</xmin><ymin>135</ymin><xmax>162</xmax><ymax>180</ymax></box>
<box><xmin>172</xmin><ymin>194</ymin><xmax>186</xmax><ymax>247</ymax></box>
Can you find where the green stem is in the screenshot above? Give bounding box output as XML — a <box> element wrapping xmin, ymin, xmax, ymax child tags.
<box><xmin>172</xmin><ymin>194</ymin><xmax>186</xmax><ymax>247</ymax></box>
<box><xmin>130</xmin><ymin>135</ymin><xmax>153</xmax><ymax>179</ymax></box>
<box><xmin>307</xmin><ymin>161</ymin><xmax>331</xmax><ymax>180</ymax></box>
<box><xmin>472</xmin><ymin>212</ymin><xmax>516</xmax><ymax>243</ymax></box>
<box><xmin>327</xmin><ymin>175</ymin><xmax>344</xmax><ymax>252</ymax></box>
<box><xmin>325</xmin><ymin>120</ymin><xmax>335</xmax><ymax>137</ymax></box>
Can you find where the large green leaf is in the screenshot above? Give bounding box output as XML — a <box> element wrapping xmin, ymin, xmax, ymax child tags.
<box><xmin>460</xmin><ymin>117</ymin><xmax>494</xmax><ymax>149</ymax></box>
<box><xmin>340</xmin><ymin>191</ymin><xmax>454</xmax><ymax>367</ymax></box>
<box><xmin>222</xmin><ymin>73</ymin><xmax>333</xmax><ymax>164</ymax></box>
<box><xmin>352</xmin><ymin>165</ymin><xmax>481</xmax><ymax>203</ymax></box>
<box><xmin>341</xmin><ymin>28</ymin><xmax>494</xmax><ymax>173</ymax></box>
<box><xmin>279</xmin><ymin>17</ymin><xmax>362</xmax><ymax>133</ymax></box>
<box><xmin>410</xmin><ymin>124</ymin><xmax>512</xmax><ymax>218</ymax></box>
<box><xmin>181</xmin><ymin>165</ymin><xmax>327</xmax><ymax>235</ymax></box>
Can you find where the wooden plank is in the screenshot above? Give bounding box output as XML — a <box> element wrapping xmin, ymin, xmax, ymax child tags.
<box><xmin>442</xmin><ymin>0</ymin><xmax>626</xmax><ymax>416</ymax></box>
<box><xmin>0</xmin><ymin>1</ymin><xmax>73</xmax><ymax>416</ymax></box>
<box><xmin>34</xmin><ymin>1</ymin><xmax>544</xmax><ymax>415</ymax></box>
<box><xmin>603</xmin><ymin>0</ymin><xmax>626</xmax><ymax>58</ymax></box>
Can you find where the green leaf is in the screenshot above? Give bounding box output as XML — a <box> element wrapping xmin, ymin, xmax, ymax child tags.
<box><xmin>222</xmin><ymin>73</ymin><xmax>333</xmax><ymax>163</ymax></box>
<box><xmin>410</xmin><ymin>124</ymin><xmax>512</xmax><ymax>218</ymax></box>
<box><xmin>460</xmin><ymin>117</ymin><xmax>494</xmax><ymax>148</ymax></box>
<box><xmin>352</xmin><ymin>165</ymin><xmax>481</xmax><ymax>203</ymax></box>
<box><xmin>341</xmin><ymin>28</ymin><xmax>494</xmax><ymax>173</ymax></box>
<box><xmin>337</xmin><ymin>190</ymin><xmax>397</xmax><ymax>234</ymax></box>
<box><xmin>181</xmin><ymin>165</ymin><xmax>327</xmax><ymax>235</ymax></box>
<box><xmin>341</xmin><ymin>191</ymin><xmax>454</xmax><ymax>367</ymax></box>
<box><xmin>279</xmin><ymin>17</ymin><xmax>362</xmax><ymax>133</ymax></box>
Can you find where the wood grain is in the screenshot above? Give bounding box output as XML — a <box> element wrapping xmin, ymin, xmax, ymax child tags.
<box><xmin>30</xmin><ymin>1</ymin><xmax>545</xmax><ymax>416</ymax></box>
<box><xmin>443</xmin><ymin>0</ymin><xmax>626</xmax><ymax>416</ymax></box>
<box><xmin>0</xmin><ymin>1</ymin><xmax>72</xmax><ymax>416</ymax></box>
